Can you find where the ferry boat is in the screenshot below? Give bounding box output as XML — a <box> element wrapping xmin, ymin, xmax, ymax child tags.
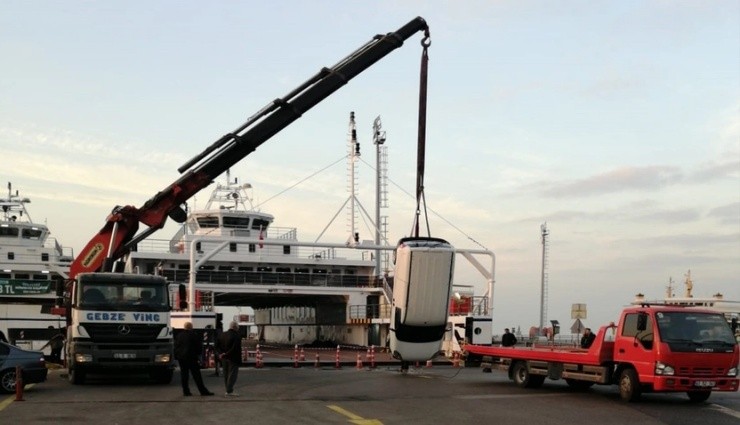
<box><xmin>123</xmin><ymin>172</ymin><xmax>494</xmax><ymax>350</ymax></box>
<box><xmin>633</xmin><ymin>270</ymin><xmax>740</xmax><ymax>339</ymax></box>
<box><xmin>0</xmin><ymin>183</ymin><xmax>74</xmax><ymax>349</ymax></box>
<box><xmin>124</xmin><ymin>174</ymin><xmax>390</xmax><ymax>347</ymax></box>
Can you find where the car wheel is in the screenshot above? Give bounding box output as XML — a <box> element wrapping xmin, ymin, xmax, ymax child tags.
<box><xmin>0</xmin><ymin>369</ymin><xmax>17</xmax><ymax>394</ymax></box>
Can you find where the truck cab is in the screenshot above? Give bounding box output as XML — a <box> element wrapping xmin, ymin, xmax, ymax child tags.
<box><xmin>613</xmin><ymin>305</ymin><xmax>739</xmax><ymax>401</ymax></box>
<box><xmin>66</xmin><ymin>273</ymin><xmax>174</xmax><ymax>385</ymax></box>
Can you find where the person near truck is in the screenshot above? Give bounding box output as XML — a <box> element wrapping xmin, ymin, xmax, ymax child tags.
<box><xmin>580</xmin><ymin>328</ymin><xmax>596</xmax><ymax>349</ymax></box>
<box><xmin>502</xmin><ymin>328</ymin><xmax>517</xmax><ymax>347</ymax></box>
<box><xmin>174</xmin><ymin>322</ymin><xmax>214</xmax><ymax>397</ymax></box>
<box><xmin>217</xmin><ymin>321</ymin><xmax>242</xmax><ymax>396</ymax></box>
<box><xmin>41</xmin><ymin>327</ymin><xmax>66</xmax><ymax>364</ymax></box>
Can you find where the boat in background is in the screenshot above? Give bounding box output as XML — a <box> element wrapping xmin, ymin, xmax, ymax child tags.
<box><xmin>633</xmin><ymin>270</ymin><xmax>739</xmax><ymax>339</ymax></box>
<box><xmin>0</xmin><ymin>182</ymin><xmax>74</xmax><ymax>350</ymax></box>
<box><xmin>125</xmin><ymin>174</ymin><xmax>386</xmax><ymax>347</ymax></box>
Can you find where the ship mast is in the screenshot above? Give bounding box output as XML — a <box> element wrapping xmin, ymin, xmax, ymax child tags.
<box><xmin>373</xmin><ymin>116</ymin><xmax>389</xmax><ymax>275</ymax></box>
<box><xmin>539</xmin><ymin>222</ymin><xmax>549</xmax><ymax>333</ymax></box>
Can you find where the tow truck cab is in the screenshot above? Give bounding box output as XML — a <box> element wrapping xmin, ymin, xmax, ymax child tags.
<box><xmin>614</xmin><ymin>305</ymin><xmax>739</xmax><ymax>399</ymax></box>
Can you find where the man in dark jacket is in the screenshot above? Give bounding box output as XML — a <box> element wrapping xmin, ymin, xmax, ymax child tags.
<box><xmin>174</xmin><ymin>322</ymin><xmax>214</xmax><ymax>396</ymax></box>
<box><xmin>580</xmin><ymin>328</ymin><xmax>596</xmax><ymax>349</ymax></box>
<box><xmin>501</xmin><ymin>328</ymin><xmax>517</xmax><ymax>347</ymax></box>
<box><xmin>217</xmin><ymin>321</ymin><xmax>242</xmax><ymax>396</ymax></box>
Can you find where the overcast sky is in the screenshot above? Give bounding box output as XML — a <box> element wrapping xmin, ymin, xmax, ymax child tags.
<box><xmin>1</xmin><ymin>1</ymin><xmax>738</xmax><ymax>333</ymax></box>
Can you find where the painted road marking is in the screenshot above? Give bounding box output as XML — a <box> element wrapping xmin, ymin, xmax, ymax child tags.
<box><xmin>327</xmin><ymin>404</ymin><xmax>383</xmax><ymax>424</ymax></box>
<box><xmin>709</xmin><ymin>403</ymin><xmax>740</xmax><ymax>420</ymax></box>
<box><xmin>0</xmin><ymin>384</ymin><xmax>35</xmax><ymax>411</ymax></box>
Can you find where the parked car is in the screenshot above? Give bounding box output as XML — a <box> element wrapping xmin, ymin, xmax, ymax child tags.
<box><xmin>0</xmin><ymin>342</ymin><xmax>48</xmax><ymax>393</ymax></box>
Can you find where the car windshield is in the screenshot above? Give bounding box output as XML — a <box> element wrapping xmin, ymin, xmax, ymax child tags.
<box><xmin>78</xmin><ymin>283</ymin><xmax>169</xmax><ymax>312</ymax></box>
<box><xmin>656</xmin><ymin>311</ymin><xmax>736</xmax><ymax>346</ymax></box>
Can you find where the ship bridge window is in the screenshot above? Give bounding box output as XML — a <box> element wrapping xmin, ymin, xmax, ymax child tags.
<box><xmin>33</xmin><ymin>274</ymin><xmax>48</xmax><ymax>280</ymax></box>
<box><xmin>276</xmin><ymin>267</ymin><xmax>291</xmax><ymax>273</ymax></box>
<box><xmin>312</xmin><ymin>269</ymin><xmax>327</xmax><ymax>274</ymax></box>
<box><xmin>15</xmin><ymin>273</ymin><xmax>29</xmax><ymax>279</ymax></box>
<box><xmin>223</xmin><ymin>217</ymin><xmax>250</xmax><ymax>229</ymax></box>
<box><xmin>197</xmin><ymin>216</ymin><xmax>220</xmax><ymax>228</ymax></box>
<box><xmin>0</xmin><ymin>226</ymin><xmax>19</xmax><ymax>237</ymax></box>
<box><xmin>22</xmin><ymin>228</ymin><xmax>43</xmax><ymax>239</ymax></box>
<box><xmin>218</xmin><ymin>266</ymin><xmax>234</xmax><ymax>271</ymax></box>
<box><xmin>238</xmin><ymin>266</ymin><xmax>253</xmax><ymax>272</ymax></box>
<box><xmin>257</xmin><ymin>266</ymin><xmax>272</xmax><ymax>272</ymax></box>
<box><xmin>0</xmin><ymin>273</ymin><xmax>9</xmax><ymax>279</ymax></box>
<box><xmin>295</xmin><ymin>268</ymin><xmax>309</xmax><ymax>274</ymax></box>
<box><xmin>251</xmin><ymin>219</ymin><xmax>270</xmax><ymax>231</ymax></box>
<box><xmin>199</xmin><ymin>265</ymin><xmax>215</xmax><ymax>271</ymax></box>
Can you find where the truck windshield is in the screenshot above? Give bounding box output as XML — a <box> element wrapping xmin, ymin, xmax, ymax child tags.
<box><xmin>656</xmin><ymin>311</ymin><xmax>736</xmax><ymax>350</ymax></box>
<box><xmin>78</xmin><ymin>283</ymin><xmax>169</xmax><ymax>312</ymax></box>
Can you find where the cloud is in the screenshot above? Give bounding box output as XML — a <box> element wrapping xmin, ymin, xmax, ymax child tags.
<box><xmin>691</xmin><ymin>159</ymin><xmax>740</xmax><ymax>182</ymax></box>
<box><xmin>707</xmin><ymin>202</ymin><xmax>740</xmax><ymax>226</ymax></box>
<box><xmin>536</xmin><ymin>166</ymin><xmax>683</xmax><ymax>198</ymax></box>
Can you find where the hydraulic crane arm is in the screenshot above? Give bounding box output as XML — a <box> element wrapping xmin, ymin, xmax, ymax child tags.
<box><xmin>70</xmin><ymin>16</ymin><xmax>430</xmax><ymax>279</ymax></box>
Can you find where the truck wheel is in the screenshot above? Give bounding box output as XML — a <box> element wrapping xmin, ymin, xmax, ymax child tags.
<box><xmin>512</xmin><ymin>362</ymin><xmax>541</xmax><ymax>388</ymax></box>
<box><xmin>151</xmin><ymin>369</ymin><xmax>174</xmax><ymax>384</ymax></box>
<box><xmin>618</xmin><ymin>368</ymin><xmax>641</xmax><ymax>402</ymax></box>
<box><xmin>565</xmin><ymin>379</ymin><xmax>595</xmax><ymax>390</ymax></box>
<box><xmin>687</xmin><ymin>391</ymin><xmax>711</xmax><ymax>403</ymax></box>
<box><xmin>0</xmin><ymin>369</ymin><xmax>17</xmax><ymax>394</ymax></box>
<box><xmin>69</xmin><ymin>367</ymin><xmax>86</xmax><ymax>385</ymax></box>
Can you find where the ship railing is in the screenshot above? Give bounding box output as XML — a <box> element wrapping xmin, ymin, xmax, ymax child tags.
<box><xmin>161</xmin><ymin>269</ymin><xmax>377</xmax><ymax>288</ymax></box>
<box><xmin>0</xmin><ymin>249</ymin><xmax>73</xmax><ymax>267</ymax></box>
<box><xmin>349</xmin><ymin>303</ymin><xmax>392</xmax><ymax>320</ymax></box>
<box><xmin>137</xmin><ymin>237</ymin><xmax>371</xmax><ymax>262</ymax></box>
<box><xmin>449</xmin><ymin>295</ymin><xmax>489</xmax><ymax>317</ymax></box>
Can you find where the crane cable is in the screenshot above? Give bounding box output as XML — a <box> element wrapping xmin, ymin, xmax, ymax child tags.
<box><xmin>411</xmin><ymin>30</ymin><xmax>431</xmax><ymax>238</ymax></box>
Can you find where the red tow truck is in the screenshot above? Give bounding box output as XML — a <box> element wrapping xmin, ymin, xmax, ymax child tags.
<box><xmin>464</xmin><ymin>304</ymin><xmax>739</xmax><ymax>402</ymax></box>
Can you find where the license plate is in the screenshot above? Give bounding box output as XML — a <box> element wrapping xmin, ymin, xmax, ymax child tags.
<box><xmin>694</xmin><ymin>381</ymin><xmax>715</xmax><ymax>388</ymax></box>
<box><xmin>114</xmin><ymin>353</ymin><xmax>136</xmax><ymax>359</ymax></box>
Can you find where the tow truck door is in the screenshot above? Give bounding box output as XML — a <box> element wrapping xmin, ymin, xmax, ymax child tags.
<box><xmin>614</xmin><ymin>311</ymin><xmax>656</xmax><ymax>380</ymax></box>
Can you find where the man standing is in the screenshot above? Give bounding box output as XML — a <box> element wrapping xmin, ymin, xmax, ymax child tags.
<box><xmin>41</xmin><ymin>327</ymin><xmax>66</xmax><ymax>364</ymax></box>
<box><xmin>174</xmin><ymin>322</ymin><xmax>214</xmax><ymax>397</ymax></box>
<box><xmin>501</xmin><ymin>328</ymin><xmax>517</xmax><ymax>347</ymax></box>
<box><xmin>217</xmin><ymin>321</ymin><xmax>242</xmax><ymax>396</ymax></box>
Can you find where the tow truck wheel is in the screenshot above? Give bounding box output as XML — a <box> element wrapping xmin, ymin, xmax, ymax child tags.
<box><xmin>513</xmin><ymin>362</ymin><xmax>543</xmax><ymax>388</ymax></box>
<box><xmin>618</xmin><ymin>368</ymin><xmax>641</xmax><ymax>402</ymax></box>
<box><xmin>686</xmin><ymin>391</ymin><xmax>711</xmax><ymax>403</ymax></box>
<box><xmin>68</xmin><ymin>367</ymin><xmax>86</xmax><ymax>385</ymax></box>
